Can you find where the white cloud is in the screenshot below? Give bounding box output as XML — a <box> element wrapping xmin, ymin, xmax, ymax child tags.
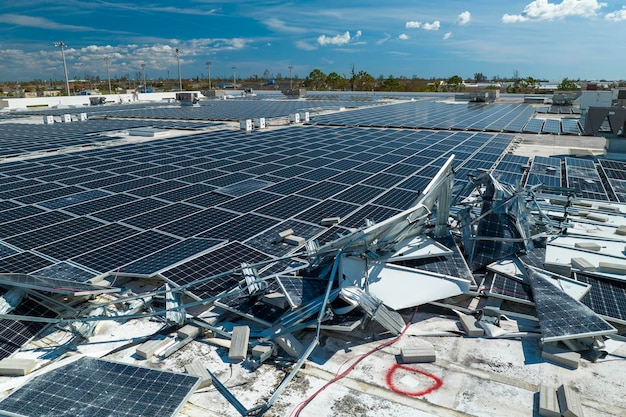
<box><xmin>457</xmin><ymin>11</ymin><xmax>471</xmax><ymax>25</ymax></box>
<box><xmin>406</xmin><ymin>20</ymin><xmax>440</xmax><ymax>30</ymax></box>
<box><xmin>263</xmin><ymin>17</ymin><xmax>306</xmax><ymax>33</ymax></box>
<box><xmin>376</xmin><ymin>34</ymin><xmax>392</xmax><ymax>45</ymax></box>
<box><xmin>398</xmin><ymin>33</ymin><xmax>409</xmax><ymax>40</ymax></box>
<box><xmin>443</xmin><ymin>32</ymin><xmax>453</xmax><ymax>40</ymax></box>
<box><xmin>0</xmin><ymin>14</ymin><xmax>93</xmax><ymax>31</ymax></box>
<box><xmin>317</xmin><ymin>31</ymin><xmax>351</xmax><ymax>46</ymax></box>
<box><xmin>422</xmin><ymin>20</ymin><xmax>440</xmax><ymax>30</ymax></box>
<box><xmin>502</xmin><ymin>0</ymin><xmax>607</xmax><ymax>23</ymax></box>
<box><xmin>606</xmin><ymin>7</ymin><xmax>626</xmax><ymax>21</ymax></box>
<box><xmin>295</xmin><ymin>40</ymin><xmax>317</xmax><ymax>51</ymax></box>
<box><xmin>355</xmin><ymin>30</ymin><xmax>362</xmax><ymax>38</ymax></box>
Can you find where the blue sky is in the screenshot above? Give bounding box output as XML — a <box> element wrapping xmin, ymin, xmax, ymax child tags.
<box><xmin>1</xmin><ymin>0</ymin><xmax>625</xmax><ymax>83</ymax></box>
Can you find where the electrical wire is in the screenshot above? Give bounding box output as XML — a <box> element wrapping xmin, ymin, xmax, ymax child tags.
<box><xmin>289</xmin><ymin>306</ymin><xmax>419</xmax><ymax>417</ymax></box>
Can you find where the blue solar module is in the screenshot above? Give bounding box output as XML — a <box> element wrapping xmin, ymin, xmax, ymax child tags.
<box><xmin>525</xmin><ymin>156</ymin><xmax>562</xmax><ymax>188</ymax></box>
<box><xmin>161</xmin><ymin>242</ymin><xmax>272</xmax><ymax>299</ymax></box>
<box><xmin>0</xmin><ymin>295</ymin><xmax>56</xmax><ymax>359</ymax></box>
<box><xmin>0</xmin><ymin>356</ymin><xmax>199</xmax><ymax>417</ymax></box>
<box><xmin>523</xmin><ymin>118</ymin><xmax>545</xmax><ymax>133</ymax></box>
<box><xmin>541</xmin><ymin>119</ymin><xmax>562</xmax><ymax>134</ymax></box>
<box><xmin>565</xmin><ymin>157</ymin><xmax>608</xmax><ymax>201</ymax></box>
<box><xmin>598</xmin><ymin>159</ymin><xmax>626</xmax><ymax>203</ymax></box>
<box><xmin>561</xmin><ymin>118</ymin><xmax>582</xmax><ymax>135</ymax></box>
<box><xmin>120</xmin><ymin>238</ymin><xmax>225</xmax><ymax>276</ymax></box>
<box><xmin>71</xmin><ymin>230</ymin><xmax>181</xmax><ymax>274</ymax></box>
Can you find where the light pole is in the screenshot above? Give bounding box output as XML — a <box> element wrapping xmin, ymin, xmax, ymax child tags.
<box><xmin>205</xmin><ymin>61</ymin><xmax>212</xmax><ymax>90</ymax></box>
<box><xmin>175</xmin><ymin>48</ymin><xmax>182</xmax><ymax>91</ymax></box>
<box><xmin>103</xmin><ymin>56</ymin><xmax>112</xmax><ymax>94</ymax></box>
<box><xmin>54</xmin><ymin>41</ymin><xmax>71</xmax><ymax>96</ymax></box>
<box><xmin>141</xmin><ymin>63</ymin><xmax>146</xmax><ymax>93</ymax></box>
<box><xmin>232</xmin><ymin>66</ymin><xmax>236</xmax><ymax>89</ymax></box>
<box><xmin>288</xmin><ymin>65</ymin><xmax>293</xmax><ymax>90</ymax></box>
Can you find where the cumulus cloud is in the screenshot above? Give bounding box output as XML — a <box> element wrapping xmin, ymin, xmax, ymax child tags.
<box><xmin>317</xmin><ymin>31</ymin><xmax>356</xmax><ymax>46</ymax></box>
<box><xmin>422</xmin><ymin>21</ymin><xmax>440</xmax><ymax>30</ymax></box>
<box><xmin>406</xmin><ymin>20</ymin><xmax>440</xmax><ymax>30</ymax></box>
<box><xmin>457</xmin><ymin>11</ymin><xmax>471</xmax><ymax>25</ymax></box>
<box><xmin>443</xmin><ymin>32</ymin><xmax>453</xmax><ymax>40</ymax></box>
<box><xmin>398</xmin><ymin>33</ymin><xmax>409</xmax><ymax>40</ymax></box>
<box><xmin>606</xmin><ymin>7</ymin><xmax>626</xmax><ymax>21</ymax></box>
<box><xmin>502</xmin><ymin>0</ymin><xmax>607</xmax><ymax>23</ymax></box>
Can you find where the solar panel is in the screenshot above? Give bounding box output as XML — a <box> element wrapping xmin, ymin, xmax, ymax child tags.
<box><xmin>0</xmin><ymin>356</ymin><xmax>199</xmax><ymax>417</ymax></box>
<box><xmin>565</xmin><ymin>157</ymin><xmax>608</xmax><ymax>201</ymax></box>
<box><xmin>277</xmin><ymin>276</ymin><xmax>329</xmax><ymax>308</ymax></box>
<box><xmin>576</xmin><ymin>272</ymin><xmax>626</xmax><ymax>324</ymax></box>
<box><xmin>70</xmin><ymin>230</ymin><xmax>181</xmax><ymax>274</ymax></box>
<box><xmin>526</xmin><ymin>268</ymin><xmax>616</xmax><ymax>342</ymax></box>
<box><xmin>161</xmin><ymin>242</ymin><xmax>272</xmax><ymax>299</ymax></box>
<box><xmin>0</xmin><ymin>295</ymin><xmax>56</xmax><ymax>359</ymax></box>
<box><xmin>120</xmin><ymin>238</ymin><xmax>225</xmax><ymax>276</ymax></box>
<box><xmin>487</xmin><ymin>273</ymin><xmax>533</xmax><ymax>304</ymax></box>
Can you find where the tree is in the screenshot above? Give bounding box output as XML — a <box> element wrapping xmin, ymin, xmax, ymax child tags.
<box><xmin>351</xmin><ymin>70</ymin><xmax>375</xmax><ymax>91</ymax></box>
<box><xmin>474</xmin><ymin>72</ymin><xmax>487</xmax><ymax>82</ymax></box>
<box><xmin>381</xmin><ymin>76</ymin><xmax>403</xmax><ymax>92</ymax></box>
<box><xmin>506</xmin><ymin>76</ymin><xmax>538</xmax><ymax>94</ymax></box>
<box><xmin>446</xmin><ymin>75</ymin><xmax>464</xmax><ymax>92</ymax></box>
<box><xmin>326</xmin><ymin>72</ymin><xmax>346</xmax><ymax>91</ymax></box>
<box><xmin>304</xmin><ymin>68</ymin><xmax>326</xmax><ymax>90</ymax></box>
<box><xmin>557</xmin><ymin>77</ymin><xmax>580</xmax><ymax>90</ymax></box>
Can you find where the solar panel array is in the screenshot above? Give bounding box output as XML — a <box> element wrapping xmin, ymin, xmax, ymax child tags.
<box><xmin>21</xmin><ymin>98</ymin><xmax>386</xmax><ymax>122</ymax></box>
<box><xmin>0</xmin><ymin>124</ymin><xmax>515</xmax><ymax>299</ymax></box>
<box><xmin>522</xmin><ymin>117</ymin><xmax>581</xmax><ymax>135</ymax></box>
<box><xmin>310</xmin><ymin>99</ymin><xmax>536</xmax><ymax>132</ymax></box>
<box><xmin>599</xmin><ymin>159</ymin><xmax>626</xmax><ymax>203</ymax></box>
<box><xmin>0</xmin><ymin>120</ymin><xmax>217</xmax><ymax>158</ymax></box>
<box><xmin>564</xmin><ymin>157</ymin><xmax>609</xmax><ymax>201</ymax></box>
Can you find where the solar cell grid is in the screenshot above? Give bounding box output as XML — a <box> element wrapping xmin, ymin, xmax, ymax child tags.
<box><xmin>0</xmin><ymin>211</ymin><xmax>73</xmax><ymax>239</ymax></box>
<box><xmin>157</xmin><ymin>207</ymin><xmax>238</xmax><ymax>238</ymax></box>
<box><xmin>255</xmin><ymin>195</ymin><xmax>319</xmax><ymax>219</ymax></box>
<box><xmin>0</xmin><ymin>297</ymin><xmax>56</xmax><ymax>360</ymax></box>
<box><xmin>161</xmin><ymin>242</ymin><xmax>272</xmax><ymax>299</ymax></box>
<box><xmin>3</xmin><ymin>217</ymin><xmax>104</xmax><ymax>250</ymax></box>
<box><xmin>200</xmin><ymin>213</ymin><xmax>281</xmax><ymax>242</ymax></box>
<box><xmin>0</xmin><ymin>251</ymin><xmax>54</xmax><ymax>274</ymax></box>
<box><xmin>334</xmin><ymin>184</ymin><xmax>385</xmax><ymax>205</ymax></box>
<box><xmin>128</xmin><ymin>180</ymin><xmax>189</xmax><ymax>197</ymax></box>
<box><xmin>103</xmin><ymin>176</ymin><xmax>161</xmax><ymax>193</ymax></box>
<box><xmin>71</xmin><ymin>230</ymin><xmax>180</xmax><ymax>273</ymax></box>
<box><xmin>246</xmin><ymin>220</ymin><xmax>325</xmax><ymax>257</ymax></box>
<box><xmin>0</xmin><ymin>356</ymin><xmax>199</xmax><ymax>417</ymax></box>
<box><xmin>295</xmin><ymin>199</ymin><xmax>360</xmax><ymax>225</ymax></box>
<box><xmin>36</xmin><ymin>223</ymin><xmax>140</xmax><ymax>260</ymax></box>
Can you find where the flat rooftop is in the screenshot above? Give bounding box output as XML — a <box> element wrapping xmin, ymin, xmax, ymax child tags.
<box><xmin>0</xmin><ymin>92</ymin><xmax>625</xmax><ymax>417</ymax></box>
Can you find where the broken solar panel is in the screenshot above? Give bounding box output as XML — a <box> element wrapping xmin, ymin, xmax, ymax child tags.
<box><xmin>393</xmin><ymin>234</ymin><xmax>476</xmax><ymax>286</ymax></box>
<box><xmin>526</xmin><ymin>268</ymin><xmax>616</xmax><ymax>342</ymax></box>
<box><xmin>469</xmin><ymin>211</ymin><xmax>525</xmax><ymax>271</ymax></box>
<box><xmin>245</xmin><ymin>220</ymin><xmax>325</xmax><ymax>257</ymax></box>
<box><xmin>160</xmin><ymin>242</ymin><xmax>273</xmax><ymax>300</ymax></box>
<box><xmin>277</xmin><ymin>276</ymin><xmax>329</xmax><ymax>308</ymax></box>
<box><xmin>487</xmin><ymin>273</ymin><xmax>533</xmax><ymax>304</ymax></box>
<box><xmin>216</xmin><ymin>280</ymin><xmax>287</xmax><ymax>325</ymax></box>
<box><xmin>0</xmin><ymin>272</ymin><xmax>118</xmax><ymax>295</ymax></box>
<box><xmin>32</xmin><ymin>261</ymin><xmax>97</xmax><ymax>283</ymax></box>
<box><xmin>0</xmin><ymin>356</ymin><xmax>199</xmax><ymax>417</ymax></box>
<box><xmin>0</xmin><ymin>294</ymin><xmax>56</xmax><ymax>359</ymax></box>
